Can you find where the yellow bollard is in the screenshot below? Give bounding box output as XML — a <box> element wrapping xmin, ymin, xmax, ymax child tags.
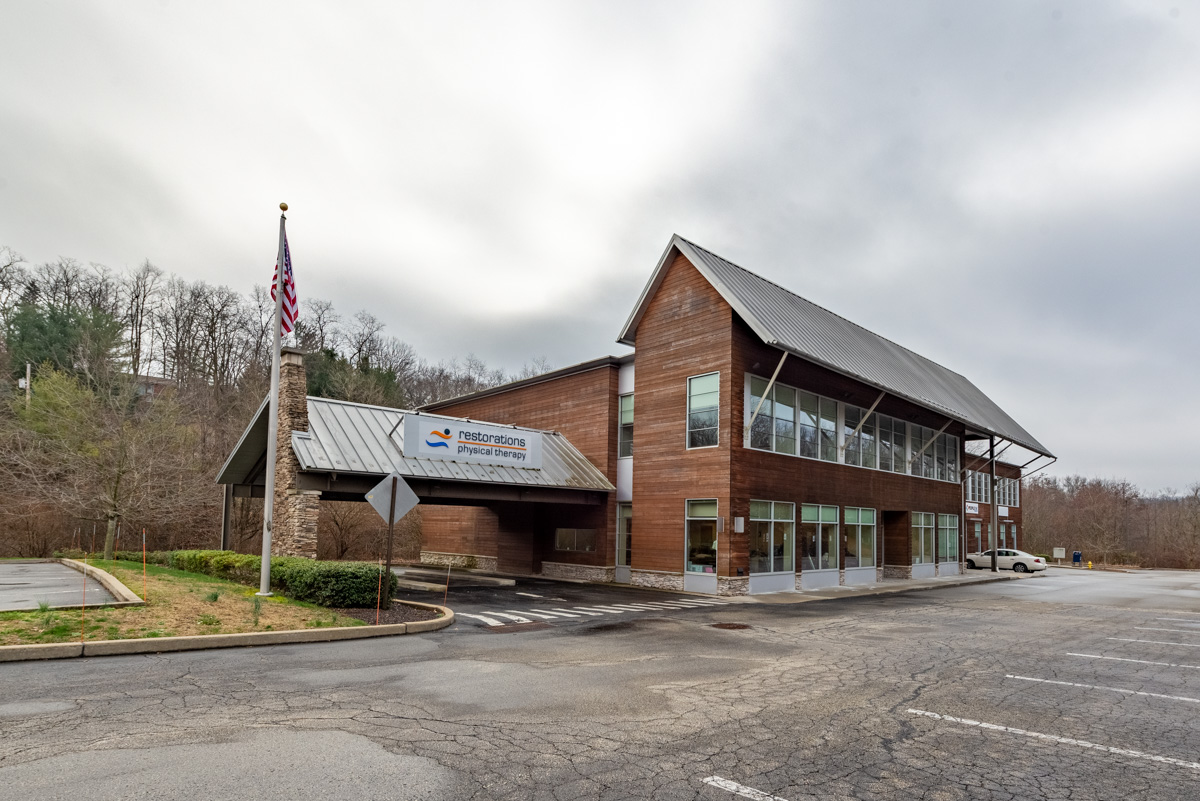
<box><xmin>1088</xmin><ymin>561</ymin><xmax>1093</xmax><ymax>570</ymax></box>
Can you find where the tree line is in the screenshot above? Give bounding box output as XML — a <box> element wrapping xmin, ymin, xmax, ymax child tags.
<box><xmin>1022</xmin><ymin>476</ymin><xmax>1200</xmax><ymax>569</ymax></box>
<box><xmin>0</xmin><ymin>245</ymin><xmax>546</xmax><ymax>558</ymax></box>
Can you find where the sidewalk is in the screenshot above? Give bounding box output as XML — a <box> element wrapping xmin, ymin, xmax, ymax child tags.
<box><xmin>732</xmin><ymin>569</ymin><xmax>1040</xmax><ymax>605</ymax></box>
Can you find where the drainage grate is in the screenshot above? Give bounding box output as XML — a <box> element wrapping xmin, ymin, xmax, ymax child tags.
<box><xmin>711</xmin><ymin>623</ymin><xmax>751</xmax><ymax>630</ymax></box>
<box><xmin>484</xmin><ymin>621</ymin><xmax>553</xmax><ymax>633</ymax></box>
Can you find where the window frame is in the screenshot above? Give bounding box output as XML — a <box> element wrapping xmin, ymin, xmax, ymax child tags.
<box><xmin>843</xmin><ymin>506</ymin><xmax>877</xmax><ymax>569</ymax></box>
<box><xmin>937</xmin><ymin>513</ymin><xmax>959</xmax><ymax>563</ymax></box>
<box><xmin>554</xmin><ymin>528</ymin><xmax>597</xmax><ymax>553</ymax></box>
<box><xmin>618</xmin><ymin>393</ymin><xmax>634</xmax><ymax>459</ymax></box>
<box><xmin>686</xmin><ymin>372</ymin><xmax>720</xmax><ymax>450</ymax></box>
<box><xmin>684</xmin><ymin>498</ymin><xmax>719</xmax><ymax>573</ymax></box>
<box><xmin>749</xmin><ymin>500</ymin><xmax>795</xmax><ymax>575</ymax></box>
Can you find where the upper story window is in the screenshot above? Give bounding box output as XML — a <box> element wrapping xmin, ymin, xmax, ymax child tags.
<box><xmin>687</xmin><ymin>373</ymin><xmax>719</xmax><ymax>448</ymax></box>
<box><xmin>748</xmin><ymin>377</ymin><xmax>796</xmax><ymax>454</ymax></box>
<box><xmin>743</xmin><ymin>373</ymin><xmax>960</xmax><ymax>483</ymax></box>
<box><xmin>843</xmin><ymin>406</ymin><xmax>877</xmax><ymax>468</ymax></box>
<box><xmin>618</xmin><ymin>393</ymin><xmax>634</xmax><ymax>458</ymax></box>
<box><xmin>996</xmin><ymin>476</ymin><xmax>1020</xmax><ymax>507</ymax></box>
<box><xmin>966</xmin><ymin>470</ymin><xmax>992</xmax><ymax>504</ymax></box>
<box><xmin>877</xmin><ymin>415</ymin><xmax>907</xmax><ymax>473</ymax></box>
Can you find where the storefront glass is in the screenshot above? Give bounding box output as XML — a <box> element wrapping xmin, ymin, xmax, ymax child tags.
<box><xmin>686</xmin><ymin>499</ymin><xmax>717</xmax><ymax>573</ymax></box>
<box><xmin>800</xmin><ymin>504</ymin><xmax>838</xmax><ymax>571</ymax></box>
<box><xmin>749</xmin><ymin>501</ymin><xmax>794</xmax><ymax>574</ymax></box>
<box><xmin>844</xmin><ymin>507</ymin><xmax>876</xmax><ymax>568</ymax></box>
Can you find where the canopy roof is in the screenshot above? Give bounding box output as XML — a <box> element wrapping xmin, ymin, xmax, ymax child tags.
<box><xmin>217</xmin><ymin>396</ymin><xmax>614</xmax><ymax>492</ymax></box>
<box><xmin>619</xmin><ymin>235</ymin><xmax>1052</xmax><ymax>457</ymax></box>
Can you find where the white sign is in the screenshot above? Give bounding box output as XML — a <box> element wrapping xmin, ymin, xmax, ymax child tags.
<box><xmin>402</xmin><ymin>415</ymin><xmax>543</xmax><ymax>469</ymax></box>
<box><xmin>1053</xmin><ymin>547</ymin><xmax>1066</xmax><ymax>559</ymax></box>
<box><xmin>365</xmin><ymin>473</ymin><xmax>420</xmax><ymax>525</ymax></box>
<box><xmin>998</xmin><ymin>506</ymin><xmax>1010</xmax><ymax>517</ymax></box>
<box><xmin>965</xmin><ymin>502</ymin><xmax>979</xmax><ymax>515</ymax></box>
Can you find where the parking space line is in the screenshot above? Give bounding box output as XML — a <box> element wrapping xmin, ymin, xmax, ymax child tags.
<box><xmin>1108</xmin><ymin>638</ymin><xmax>1200</xmax><ymax>648</ymax></box>
<box><xmin>457</xmin><ymin>613</ymin><xmax>505</xmax><ymax>626</ymax></box>
<box><xmin>701</xmin><ymin>775</ymin><xmax>790</xmax><ymax>800</ymax></box>
<box><xmin>490</xmin><ymin>612</ymin><xmax>533</xmax><ymax>624</ymax></box>
<box><xmin>560</xmin><ymin>608</ymin><xmax>604</xmax><ymax>616</ymax></box>
<box><xmin>1135</xmin><ymin>627</ymin><xmax>1200</xmax><ymax>635</ymax></box>
<box><xmin>588</xmin><ymin>605</ymin><xmax>633</xmax><ymax>613</ymax></box>
<box><xmin>1006</xmin><ymin>674</ymin><xmax>1200</xmax><ymax>704</ymax></box>
<box><xmin>1157</xmin><ymin>618</ymin><xmax>1200</xmax><ymax>624</ymax></box>
<box><xmin>907</xmin><ymin>709</ymin><xmax>1200</xmax><ymax>770</ymax></box>
<box><xmin>1067</xmin><ymin>653</ymin><xmax>1200</xmax><ymax>670</ymax></box>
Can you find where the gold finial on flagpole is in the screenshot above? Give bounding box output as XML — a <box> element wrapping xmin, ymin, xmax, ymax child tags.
<box><xmin>280</xmin><ymin>202</ymin><xmax>288</xmax><ymax>212</ymax></box>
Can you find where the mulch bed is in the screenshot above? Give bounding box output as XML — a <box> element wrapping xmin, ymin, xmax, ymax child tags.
<box><xmin>334</xmin><ymin>602</ymin><xmax>442</xmax><ymax>626</ymax></box>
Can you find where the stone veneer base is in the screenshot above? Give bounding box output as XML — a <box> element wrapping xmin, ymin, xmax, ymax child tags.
<box><xmin>540</xmin><ymin>562</ymin><xmax>615</xmax><ymax>583</ymax></box>
<box><xmin>420</xmin><ymin>552</ymin><xmax>498</xmax><ymax>572</ymax></box>
<box><xmin>630</xmin><ymin>570</ymin><xmax>685</xmax><ymax>592</ymax></box>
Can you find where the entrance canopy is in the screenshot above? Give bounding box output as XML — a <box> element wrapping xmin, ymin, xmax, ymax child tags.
<box><xmin>217</xmin><ymin>396</ymin><xmax>614</xmax><ymax>506</ymax></box>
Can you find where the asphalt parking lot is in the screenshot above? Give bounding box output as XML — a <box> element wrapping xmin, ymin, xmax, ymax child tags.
<box><xmin>2</xmin><ymin>568</ymin><xmax>1199</xmax><ymax>800</ymax></box>
<box><xmin>0</xmin><ymin>561</ymin><xmax>116</xmax><ymax>611</ymax></box>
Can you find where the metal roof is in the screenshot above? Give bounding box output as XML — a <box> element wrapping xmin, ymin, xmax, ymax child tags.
<box><xmin>218</xmin><ymin>396</ymin><xmax>614</xmax><ymax>492</ymax></box>
<box><xmin>618</xmin><ymin>234</ymin><xmax>1052</xmax><ymax>457</ymax></box>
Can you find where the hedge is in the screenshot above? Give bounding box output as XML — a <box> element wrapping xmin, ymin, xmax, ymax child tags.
<box><xmin>56</xmin><ymin>549</ymin><xmax>397</xmax><ymax>608</ymax></box>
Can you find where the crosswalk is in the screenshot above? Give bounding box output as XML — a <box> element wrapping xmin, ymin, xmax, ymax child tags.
<box><xmin>455</xmin><ymin>596</ymin><xmax>732</xmax><ymax>627</ymax></box>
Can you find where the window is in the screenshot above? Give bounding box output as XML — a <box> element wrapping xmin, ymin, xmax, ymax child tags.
<box><xmin>555</xmin><ymin>528</ymin><xmax>596</xmax><ymax>552</ymax></box>
<box><xmin>687</xmin><ymin>373</ymin><xmax>719</xmax><ymax>448</ymax></box>
<box><xmin>844</xmin><ymin>507</ymin><xmax>876</xmax><ymax>568</ymax></box>
<box><xmin>972</xmin><ymin>521</ymin><xmax>982</xmax><ymax>552</ymax></box>
<box><xmin>967</xmin><ymin>470</ymin><xmax>993</xmax><ymax>504</ymax></box>
<box><xmin>749</xmin><ymin>501</ymin><xmax>794</xmax><ymax>574</ymax></box>
<box><xmin>685</xmin><ymin>499</ymin><xmax>717</xmax><ymax>573</ymax></box>
<box><xmin>935</xmin><ymin>433</ymin><xmax>959</xmax><ymax>482</ymax></box>
<box><xmin>909</xmin><ymin>426</ymin><xmax>935</xmax><ymax>479</ymax></box>
<box><xmin>800</xmin><ymin>504</ymin><xmax>839</xmax><ymax>571</ymax></box>
<box><xmin>616</xmin><ymin>504</ymin><xmax>632</xmax><ymax>567</ymax></box>
<box><xmin>878</xmin><ymin>415</ymin><xmax>907</xmax><ymax>473</ymax></box>
<box><xmin>618</xmin><ymin>394</ymin><xmax>634</xmax><ymax>458</ymax></box>
<box><xmin>911</xmin><ymin>512</ymin><xmax>935</xmax><ymax>564</ymax></box>
<box><xmin>994</xmin><ymin>477</ymin><xmax>1020</xmax><ymax>508</ymax></box>
<box><xmin>748</xmin><ymin>377</ymin><xmax>796</xmax><ymax>455</ymax></box>
<box><xmin>843</xmin><ymin>406</ymin><xmax>877</xmax><ymax>468</ymax></box>
<box><xmin>937</xmin><ymin>514</ymin><xmax>959</xmax><ymax>562</ymax></box>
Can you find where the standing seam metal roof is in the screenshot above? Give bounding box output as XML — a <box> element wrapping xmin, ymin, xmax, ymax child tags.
<box><xmin>618</xmin><ymin>235</ymin><xmax>1052</xmax><ymax>457</ymax></box>
<box><xmin>291</xmin><ymin>398</ymin><xmax>614</xmax><ymax>490</ymax></box>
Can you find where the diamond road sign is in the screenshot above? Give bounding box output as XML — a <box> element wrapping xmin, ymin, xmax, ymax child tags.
<box><xmin>365</xmin><ymin>473</ymin><xmax>420</xmax><ymax>525</ymax></box>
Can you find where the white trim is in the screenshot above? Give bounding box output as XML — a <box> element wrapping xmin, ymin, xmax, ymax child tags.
<box><xmin>685</xmin><ymin>371</ymin><xmax>720</xmax><ymax>450</ymax></box>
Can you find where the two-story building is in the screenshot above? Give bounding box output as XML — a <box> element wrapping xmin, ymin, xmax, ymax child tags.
<box><xmin>417</xmin><ymin>235</ymin><xmax>1052</xmax><ymax>594</ymax></box>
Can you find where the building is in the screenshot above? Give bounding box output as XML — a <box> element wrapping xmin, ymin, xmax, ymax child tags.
<box><xmin>420</xmin><ymin>235</ymin><xmax>1053</xmax><ymax>594</ymax></box>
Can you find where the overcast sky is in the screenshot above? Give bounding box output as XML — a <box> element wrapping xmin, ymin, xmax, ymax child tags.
<box><xmin>1</xmin><ymin>1</ymin><xmax>1196</xmax><ymax>492</ymax></box>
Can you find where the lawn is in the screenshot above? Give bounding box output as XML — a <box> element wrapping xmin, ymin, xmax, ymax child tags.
<box><xmin>0</xmin><ymin>559</ymin><xmax>365</xmax><ymax>646</ymax></box>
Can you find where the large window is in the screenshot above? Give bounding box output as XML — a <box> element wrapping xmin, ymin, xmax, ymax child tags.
<box><xmin>937</xmin><ymin>514</ymin><xmax>959</xmax><ymax>562</ymax></box>
<box><xmin>687</xmin><ymin>373</ymin><xmax>719</xmax><ymax>449</ymax></box>
<box><xmin>555</xmin><ymin>528</ymin><xmax>596</xmax><ymax>552</ymax></box>
<box><xmin>748</xmin><ymin>377</ymin><xmax>796</xmax><ymax>455</ymax></box>
<box><xmin>910</xmin><ymin>427</ymin><xmax>958</xmax><ymax>481</ymax></box>
<box><xmin>843</xmin><ymin>407</ymin><xmax>878</xmax><ymax>468</ymax></box>
<box><xmin>800</xmin><ymin>504</ymin><xmax>838</xmax><ymax>571</ymax></box>
<box><xmin>966</xmin><ymin>470</ymin><xmax>992</xmax><ymax>504</ymax></box>
<box><xmin>996</xmin><ymin>477</ymin><xmax>1020</xmax><ymax>507</ymax></box>
<box><xmin>618</xmin><ymin>394</ymin><xmax>634</xmax><ymax>458</ymax></box>
<box><xmin>749</xmin><ymin>501</ymin><xmax>794</xmax><ymax>574</ymax></box>
<box><xmin>878</xmin><ymin>415</ymin><xmax>907</xmax><ymax>473</ymax></box>
<box><xmin>616</xmin><ymin>504</ymin><xmax>632</xmax><ymax>567</ymax></box>
<box><xmin>911</xmin><ymin>512</ymin><xmax>935</xmax><ymax>564</ymax></box>
<box><xmin>844</xmin><ymin>507</ymin><xmax>876</xmax><ymax>568</ymax></box>
<box><xmin>685</xmin><ymin>499</ymin><xmax>717</xmax><ymax>573</ymax></box>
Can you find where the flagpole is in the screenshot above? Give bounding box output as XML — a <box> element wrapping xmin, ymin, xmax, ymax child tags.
<box><xmin>257</xmin><ymin>202</ymin><xmax>289</xmax><ymax>596</ymax></box>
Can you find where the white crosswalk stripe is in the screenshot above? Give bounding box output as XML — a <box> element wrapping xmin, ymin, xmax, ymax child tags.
<box><xmin>559</xmin><ymin>608</ymin><xmax>604</xmax><ymax>616</ymax></box>
<box><xmin>461</xmin><ymin>597</ymin><xmax>731</xmax><ymax>626</ymax></box>
<box><xmin>506</xmin><ymin>609</ymin><xmax>561</xmax><ymax>620</ymax></box>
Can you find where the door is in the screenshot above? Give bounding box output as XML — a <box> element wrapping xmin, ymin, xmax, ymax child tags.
<box><xmin>614</xmin><ymin>504</ymin><xmax>632</xmax><ymax>584</ymax></box>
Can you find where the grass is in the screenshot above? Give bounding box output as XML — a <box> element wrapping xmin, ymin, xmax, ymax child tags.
<box><xmin>0</xmin><ymin>559</ymin><xmax>365</xmax><ymax>646</ymax></box>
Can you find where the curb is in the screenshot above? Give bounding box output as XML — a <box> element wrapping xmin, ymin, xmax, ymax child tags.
<box><xmin>0</xmin><ymin>601</ymin><xmax>454</xmax><ymax>663</ymax></box>
<box><xmin>54</xmin><ymin>558</ymin><xmax>146</xmax><ymax>609</ymax></box>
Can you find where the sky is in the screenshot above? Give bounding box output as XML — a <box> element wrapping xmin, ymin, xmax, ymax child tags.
<box><xmin>1</xmin><ymin>1</ymin><xmax>1197</xmax><ymax>492</ymax></box>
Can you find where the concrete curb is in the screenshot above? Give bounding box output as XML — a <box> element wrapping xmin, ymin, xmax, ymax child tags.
<box><xmin>0</xmin><ymin>602</ymin><xmax>454</xmax><ymax>663</ymax></box>
<box><xmin>733</xmin><ymin>571</ymin><xmax>1041</xmax><ymax>605</ymax></box>
<box><xmin>53</xmin><ymin>558</ymin><xmax>146</xmax><ymax>609</ymax></box>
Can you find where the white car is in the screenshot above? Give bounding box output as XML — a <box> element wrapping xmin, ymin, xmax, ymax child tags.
<box><xmin>965</xmin><ymin>549</ymin><xmax>1046</xmax><ymax>573</ymax></box>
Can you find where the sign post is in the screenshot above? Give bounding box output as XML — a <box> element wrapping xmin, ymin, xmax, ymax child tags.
<box><xmin>365</xmin><ymin>473</ymin><xmax>420</xmax><ymax>611</ymax></box>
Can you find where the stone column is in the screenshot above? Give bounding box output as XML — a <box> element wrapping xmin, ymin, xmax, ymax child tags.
<box><xmin>271</xmin><ymin>347</ymin><xmax>321</xmax><ymax>558</ymax></box>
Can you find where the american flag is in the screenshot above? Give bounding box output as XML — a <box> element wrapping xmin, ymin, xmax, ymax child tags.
<box><xmin>270</xmin><ymin>232</ymin><xmax>298</xmax><ymax>335</ymax></box>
